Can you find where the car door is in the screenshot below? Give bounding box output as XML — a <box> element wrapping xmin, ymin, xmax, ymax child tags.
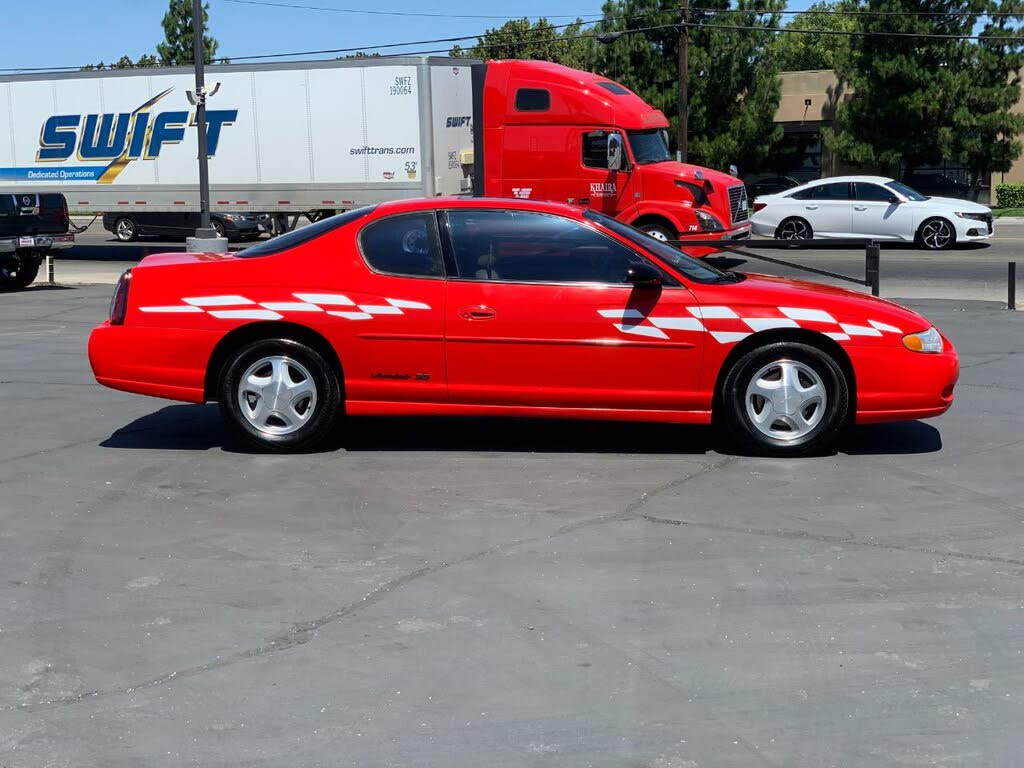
<box><xmin>441</xmin><ymin>208</ymin><xmax>704</xmax><ymax>411</ymax></box>
<box><xmin>578</xmin><ymin>130</ymin><xmax>636</xmax><ymax>215</ymax></box>
<box><xmin>792</xmin><ymin>181</ymin><xmax>853</xmax><ymax>237</ymax></box>
<box><xmin>852</xmin><ymin>181</ymin><xmax>915</xmax><ymax>240</ymax></box>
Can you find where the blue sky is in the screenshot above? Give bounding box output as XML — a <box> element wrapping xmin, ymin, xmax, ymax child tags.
<box><xmin>4</xmin><ymin>0</ymin><xmax>817</xmax><ymax>72</ymax></box>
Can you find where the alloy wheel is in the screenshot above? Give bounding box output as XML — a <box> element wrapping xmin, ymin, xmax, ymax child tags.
<box><xmin>920</xmin><ymin>219</ymin><xmax>953</xmax><ymax>249</ymax></box>
<box><xmin>237</xmin><ymin>355</ymin><xmax>318</xmax><ymax>436</ymax></box>
<box><xmin>744</xmin><ymin>359</ymin><xmax>827</xmax><ymax>441</ymax></box>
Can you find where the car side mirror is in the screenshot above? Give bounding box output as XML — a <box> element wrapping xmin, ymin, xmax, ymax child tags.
<box><xmin>607</xmin><ymin>132</ymin><xmax>625</xmax><ymax>172</ymax></box>
<box><xmin>626</xmin><ymin>261</ymin><xmax>663</xmax><ymax>287</ymax></box>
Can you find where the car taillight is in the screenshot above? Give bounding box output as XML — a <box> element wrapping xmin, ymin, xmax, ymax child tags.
<box><xmin>109</xmin><ymin>270</ymin><xmax>131</xmax><ymax>325</ymax></box>
<box><xmin>753</xmin><ymin>202</ymin><xmax>767</xmax><ymax>213</ymax></box>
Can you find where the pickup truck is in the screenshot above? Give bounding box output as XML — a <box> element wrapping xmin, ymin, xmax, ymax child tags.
<box><xmin>0</xmin><ymin>192</ymin><xmax>74</xmax><ymax>289</ymax></box>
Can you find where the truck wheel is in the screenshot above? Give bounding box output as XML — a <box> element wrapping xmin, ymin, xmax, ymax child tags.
<box><xmin>720</xmin><ymin>342</ymin><xmax>849</xmax><ymax>457</ymax></box>
<box><xmin>114</xmin><ymin>217</ymin><xmax>138</xmax><ymax>242</ymax></box>
<box><xmin>218</xmin><ymin>338</ymin><xmax>341</xmax><ymax>453</ymax></box>
<box><xmin>642</xmin><ymin>222</ymin><xmax>676</xmax><ymax>242</ymax></box>
<box><xmin>0</xmin><ymin>254</ymin><xmax>40</xmax><ymax>290</ymax></box>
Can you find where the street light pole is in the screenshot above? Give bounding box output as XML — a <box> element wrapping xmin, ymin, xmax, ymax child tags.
<box><xmin>192</xmin><ymin>0</ymin><xmax>212</xmax><ymax>234</ymax></box>
<box><xmin>677</xmin><ymin>0</ymin><xmax>689</xmax><ymax>163</ymax></box>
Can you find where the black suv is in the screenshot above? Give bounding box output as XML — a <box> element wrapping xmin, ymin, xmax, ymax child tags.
<box><xmin>102</xmin><ymin>211</ymin><xmax>262</xmax><ymax>243</ymax></box>
<box><xmin>0</xmin><ymin>193</ymin><xmax>75</xmax><ymax>289</ymax></box>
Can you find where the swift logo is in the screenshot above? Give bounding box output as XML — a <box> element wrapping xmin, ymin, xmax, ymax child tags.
<box><xmin>445</xmin><ymin>115</ymin><xmax>472</xmax><ymax>128</ymax></box>
<box><xmin>34</xmin><ymin>88</ymin><xmax>238</xmax><ymax>184</ymax></box>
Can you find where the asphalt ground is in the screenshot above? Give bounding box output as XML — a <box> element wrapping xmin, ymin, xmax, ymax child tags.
<box><xmin>52</xmin><ymin>218</ymin><xmax>1024</xmax><ymax>304</ymax></box>
<box><xmin>1</xmin><ymin>285</ymin><xmax>1022</xmax><ymax>766</ymax></box>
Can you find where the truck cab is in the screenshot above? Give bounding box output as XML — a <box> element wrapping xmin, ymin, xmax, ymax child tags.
<box><xmin>479</xmin><ymin>60</ymin><xmax>751</xmax><ymax>244</ymax></box>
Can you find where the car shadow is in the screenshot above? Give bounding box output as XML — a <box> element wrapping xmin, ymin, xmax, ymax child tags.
<box><xmin>100</xmin><ymin>403</ymin><xmax>943</xmax><ymax>457</ymax></box>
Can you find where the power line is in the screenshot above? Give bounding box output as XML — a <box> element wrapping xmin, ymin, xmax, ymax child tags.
<box><xmin>221</xmin><ymin>0</ymin><xmax>604</xmax><ymax>21</ymax></box>
<box><xmin>690</xmin><ymin>20</ymin><xmax>1024</xmax><ymax>41</ymax></box>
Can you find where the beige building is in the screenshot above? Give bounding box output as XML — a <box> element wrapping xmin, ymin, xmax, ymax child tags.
<box><xmin>771</xmin><ymin>69</ymin><xmax>1024</xmax><ymax>199</ymax></box>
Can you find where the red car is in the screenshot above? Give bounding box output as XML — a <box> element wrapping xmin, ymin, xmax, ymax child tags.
<box><xmin>88</xmin><ymin>198</ymin><xmax>958</xmax><ymax>456</ymax></box>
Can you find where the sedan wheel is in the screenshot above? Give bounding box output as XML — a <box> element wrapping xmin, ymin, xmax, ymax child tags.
<box><xmin>114</xmin><ymin>217</ymin><xmax>137</xmax><ymax>242</ymax></box>
<box><xmin>918</xmin><ymin>218</ymin><xmax>954</xmax><ymax>250</ymax></box>
<box><xmin>219</xmin><ymin>338</ymin><xmax>341</xmax><ymax>452</ymax></box>
<box><xmin>776</xmin><ymin>217</ymin><xmax>813</xmax><ymax>241</ymax></box>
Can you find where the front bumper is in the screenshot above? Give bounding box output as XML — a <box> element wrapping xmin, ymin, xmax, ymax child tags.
<box><xmin>0</xmin><ymin>233</ymin><xmax>74</xmax><ymax>253</ymax></box>
<box><xmin>854</xmin><ymin>334</ymin><xmax>959</xmax><ymax>423</ymax></box>
<box><xmin>953</xmin><ymin>216</ymin><xmax>993</xmax><ymax>241</ymax></box>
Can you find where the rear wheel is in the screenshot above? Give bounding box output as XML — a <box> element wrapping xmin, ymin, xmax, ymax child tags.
<box><xmin>113</xmin><ymin>217</ymin><xmax>138</xmax><ymax>242</ymax></box>
<box><xmin>218</xmin><ymin>338</ymin><xmax>341</xmax><ymax>452</ymax></box>
<box><xmin>0</xmin><ymin>252</ymin><xmax>40</xmax><ymax>290</ymax></box>
<box><xmin>917</xmin><ymin>217</ymin><xmax>955</xmax><ymax>250</ymax></box>
<box><xmin>720</xmin><ymin>342</ymin><xmax>849</xmax><ymax>456</ymax></box>
<box><xmin>776</xmin><ymin>217</ymin><xmax>813</xmax><ymax>241</ymax></box>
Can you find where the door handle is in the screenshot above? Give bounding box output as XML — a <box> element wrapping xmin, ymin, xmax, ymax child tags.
<box><xmin>458</xmin><ymin>305</ymin><xmax>496</xmax><ymax>320</ymax></box>
<box><xmin>805</xmin><ymin>205</ymin><xmax>819</xmax><ymax>210</ymax></box>
<box><xmin>854</xmin><ymin>205</ymin><xmax>868</xmax><ymax>211</ymax></box>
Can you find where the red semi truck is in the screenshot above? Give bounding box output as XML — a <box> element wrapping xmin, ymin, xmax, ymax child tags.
<box><xmin>0</xmin><ymin>56</ymin><xmax>749</xmax><ymax>245</ymax></box>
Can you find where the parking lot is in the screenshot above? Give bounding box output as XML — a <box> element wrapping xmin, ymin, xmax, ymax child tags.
<box><xmin>1</xmin><ymin>283</ymin><xmax>1022</xmax><ymax>766</ymax></box>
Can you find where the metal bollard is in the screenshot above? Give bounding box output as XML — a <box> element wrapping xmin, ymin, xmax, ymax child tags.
<box><xmin>45</xmin><ymin>252</ymin><xmax>54</xmax><ymax>284</ymax></box>
<box><xmin>1010</xmin><ymin>262</ymin><xmax>1017</xmax><ymax>311</ymax></box>
<box><xmin>865</xmin><ymin>242</ymin><xmax>880</xmax><ymax>296</ymax></box>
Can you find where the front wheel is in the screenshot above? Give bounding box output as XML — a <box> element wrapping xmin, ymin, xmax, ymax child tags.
<box><xmin>642</xmin><ymin>222</ymin><xmax>677</xmax><ymax>242</ymax></box>
<box><xmin>917</xmin><ymin>217</ymin><xmax>955</xmax><ymax>250</ymax></box>
<box><xmin>720</xmin><ymin>342</ymin><xmax>849</xmax><ymax>456</ymax></box>
<box><xmin>218</xmin><ymin>338</ymin><xmax>341</xmax><ymax>452</ymax></box>
<box><xmin>211</xmin><ymin>219</ymin><xmax>227</xmax><ymax>239</ymax></box>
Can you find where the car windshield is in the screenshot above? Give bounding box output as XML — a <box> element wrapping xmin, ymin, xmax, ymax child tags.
<box><xmin>886</xmin><ymin>181</ymin><xmax>929</xmax><ymax>202</ymax></box>
<box><xmin>236</xmin><ymin>206</ymin><xmax>377</xmax><ymax>257</ymax></box>
<box><xmin>627</xmin><ymin>129</ymin><xmax>672</xmax><ymax>165</ymax></box>
<box><xmin>584</xmin><ymin>210</ymin><xmax>731</xmax><ymax>284</ymax></box>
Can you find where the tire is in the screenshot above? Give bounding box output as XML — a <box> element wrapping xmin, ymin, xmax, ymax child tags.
<box><xmin>720</xmin><ymin>342</ymin><xmax>849</xmax><ymax>457</ymax></box>
<box><xmin>211</xmin><ymin>219</ymin><xmax>227</xmax><ymax>239</ymax></box>
<box><xmin>642</xmin><ymin>222</ymin><xmax>676</xmax><ymax>242</ymax></box>
<box><xmin>218</xmin><ymin>338</ymin><xmax>341</xmax><ymax>452</ymax></box>
<box><xmin>113</xmin><ymin>217</ymin><xmax>138</xmax><ymax>242</ymax></box>
<box><xmin>917</xmin><ymin>217</ymin><xmax>955</xmax><ymax>250</ymax></box>
<box><xmin>776</xmin><ymin>217</ymin><xmax>813</xmax><ymax>242</ymax></box>
<box><xmin>0</xmin><ymin>254</ymin><xmax>40</xmax><ymax>290</ymax></box>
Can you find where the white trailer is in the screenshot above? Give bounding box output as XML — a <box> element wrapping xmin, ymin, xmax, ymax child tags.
<box><xmin>0</xmin><ymin>57</ymin><xmax>477</xmax><ymax>215</ymax></box>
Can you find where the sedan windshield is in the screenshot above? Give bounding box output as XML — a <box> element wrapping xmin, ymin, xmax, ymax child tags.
<box><xmin>627</xmin><ymin>129</ymin><xmax>672</xmax><ymax>165</ymax></box>
<box><xmin>885</xmin><ymin>181</ymin><xmax>929</xmax><ymax>202</ymax></box>
<box><xmin>585</xmin><ymin>210</ymin><xmax>731</xmax><ymax>284</ymax></box>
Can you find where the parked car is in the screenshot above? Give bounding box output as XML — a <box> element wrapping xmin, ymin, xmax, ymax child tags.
<box><xmin>750</xmin><ymin>176</ymin><xmax>992</xmax><ymax>249</ymax></box>
<box><xmin>744</xmin><ymin>174</ymin><xmax>800</xmax><ymax>199</ymax></box>
<box><xmin>102</xmin><ymin>211</ymin><xmax>262</xmax><ymax>243</ymax></box>
<box><xmin>88</xmin><ymin>197</ymin><xmax>958</xmax><ymax>457</ymax></box>
<box><xmin>0</xmin><ymin>192</ymin><xmax>75</xmax><ymax>289</ymax></box>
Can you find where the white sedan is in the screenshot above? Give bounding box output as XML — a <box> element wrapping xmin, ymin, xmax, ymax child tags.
<box><xmin>750</xmin><ymin>175</ymin><xmax>993</xmax><ymax>250</ymax></box>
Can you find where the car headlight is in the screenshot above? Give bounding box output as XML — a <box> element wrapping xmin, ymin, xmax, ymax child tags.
<box><xmin>220</xmin><ymin>213</ymin><xmax>242</xmax><ymax>221</ymax></box>
<box><xmin>903</xmin><ymin>327</ymin><xmax>944</xmax><ymax>353</ymax></box>
<box><xmin>694</xmin><ymin>210</ymin><xmax>723</xmax><ymax>232</ymax></box>
<box><xmin>955</xmin><ymin>212</ymin><xmax>989</xmax><ymax>222</ymax></box>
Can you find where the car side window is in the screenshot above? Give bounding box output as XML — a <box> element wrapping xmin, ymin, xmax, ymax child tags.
<box><xmin>812</xmin><ymin>182</ymin><xmax>852</xmax><ymax>200</ymax></box>
<box><xmin>854</xmin><ymin>183</ymin><xmax>894</xmax><ymax>202</ymax></box>
<box><xmin>582</xmin><ymin>132</ymin><xmax>609</xmax><ymax>169</ymax></box>
<box><xmin>445</xmin><ymin>210</ymin><xmax>656</xmax><ymax>285</ymax></box>
<box><xmin>789</xmin><ymin>188</ymin><xmax>813</xmax><ymax>200</ymax></box>
<box><xmin>359</xmin><ymin>212</ymin><xmax>444</xmax><ymax>278</ymax></box>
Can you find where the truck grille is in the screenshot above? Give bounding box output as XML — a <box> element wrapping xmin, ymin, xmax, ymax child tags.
<box><xmin>728</xmin><ymin>185</ymin><xmax>749</xmax><ymax>225</ymax></box>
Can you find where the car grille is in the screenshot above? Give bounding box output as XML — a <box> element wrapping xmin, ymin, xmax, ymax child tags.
<box><xmin>728</xmin><ymin>185</ymin><xmax>749</xmax><ymax>225</ymax></box>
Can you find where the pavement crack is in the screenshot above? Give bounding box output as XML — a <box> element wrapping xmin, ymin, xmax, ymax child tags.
<box><xmin>4</xmin><ymin>454</ymin><xmax>738</xmax><ymax>714</ymax></box>
<box><xmin>640</xmin><ymin>514</ymin><xmax>1024</xmax><ymax>567</ymax></box>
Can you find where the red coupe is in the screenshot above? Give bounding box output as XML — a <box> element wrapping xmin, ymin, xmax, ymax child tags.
<box><xmin>89</xmin><ymin>198</ymin><xmax>958</xmax><ymax>456</ymax></box>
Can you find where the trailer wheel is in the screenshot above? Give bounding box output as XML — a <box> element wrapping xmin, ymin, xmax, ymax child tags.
<box><xmin>0</xmin><ymin>253</ymin><xmax>40</xmax><ymax>290</ymax></box>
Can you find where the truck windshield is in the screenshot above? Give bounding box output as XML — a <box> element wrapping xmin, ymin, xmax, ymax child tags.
<box><xmin>627</xmin><ymin>130</ymin><xmax>672</xmax><ymax>165</ymax></box>
<box><xmin>584</xmin><ymin>210</ymin><xmax>732</xmax><ymax>284</ymax></box>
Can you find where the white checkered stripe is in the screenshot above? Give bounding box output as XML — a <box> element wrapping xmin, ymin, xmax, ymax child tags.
<box><xmin>139</xmin><ymin>293</ymin><xmax>431</xmax><ymax>321</ymax></box>
<box><xmin>599</xmin><ymin>305</ymin><xmax>904</xmax><ymax>344</ymax></box>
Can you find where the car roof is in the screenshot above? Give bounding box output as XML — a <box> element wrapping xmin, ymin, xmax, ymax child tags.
<box><xmin>373</xmin><ymin>196</ymin><xmax>589</xmax><ymax>218</ymax></box>
<box><xmin>803</xmin><ymin>175</ymin><xmax>894</xmax><ymax>186</ymax></box>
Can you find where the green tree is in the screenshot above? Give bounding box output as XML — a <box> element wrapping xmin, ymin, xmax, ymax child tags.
<box><xmin>594</xmin><ymin>0</ymin><xmax>784</xmax><ymax>172</ymax></box>
<box><xmin>773</xmin><ymin>1</ymin><xmax>857</xmax><ymax>71</ymax></box>
<box><xmin>156</xmin><ymin>0</ymin><xmax>219</xmax><ymax>66</ymax></box>
<box><xmin>829</xmin><ymin>0</ymin><xmax>1024</xmax><ymax>180</ymax></box>
<box><xmin>80</xmin><ymin>53</ymin><xmax>159</xmax><ymax>71</ymax></box>
<box><xmin>451</xmin><ymin>17</ymin><xmax>596</xmax><ymax>70</ymax></box>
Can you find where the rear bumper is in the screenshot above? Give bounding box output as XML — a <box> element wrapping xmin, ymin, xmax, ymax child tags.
<box><xmin>0</xmin><ymin>233</ymin><xmax>74</xmax><ymax>253</ymax></box>
<box><xmin>89</xmin><ymin>321</ymin><xmax>220</xmax><ymax>404</ymax></box>
<box><xmin>853</xmin><ymin>337</ymin><xmax>959</xmax><ymax>424</ymax></box>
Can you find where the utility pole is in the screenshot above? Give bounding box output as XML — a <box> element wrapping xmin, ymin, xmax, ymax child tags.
<box><xmin>677</xmin><ymin>0</ymin><xmax>689</xmax><ymax>163</ymax></box>
<box><xmin>191</xmin><ymin>0</ymin><xmax>212</xmax><ymax>235</ymax></box>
